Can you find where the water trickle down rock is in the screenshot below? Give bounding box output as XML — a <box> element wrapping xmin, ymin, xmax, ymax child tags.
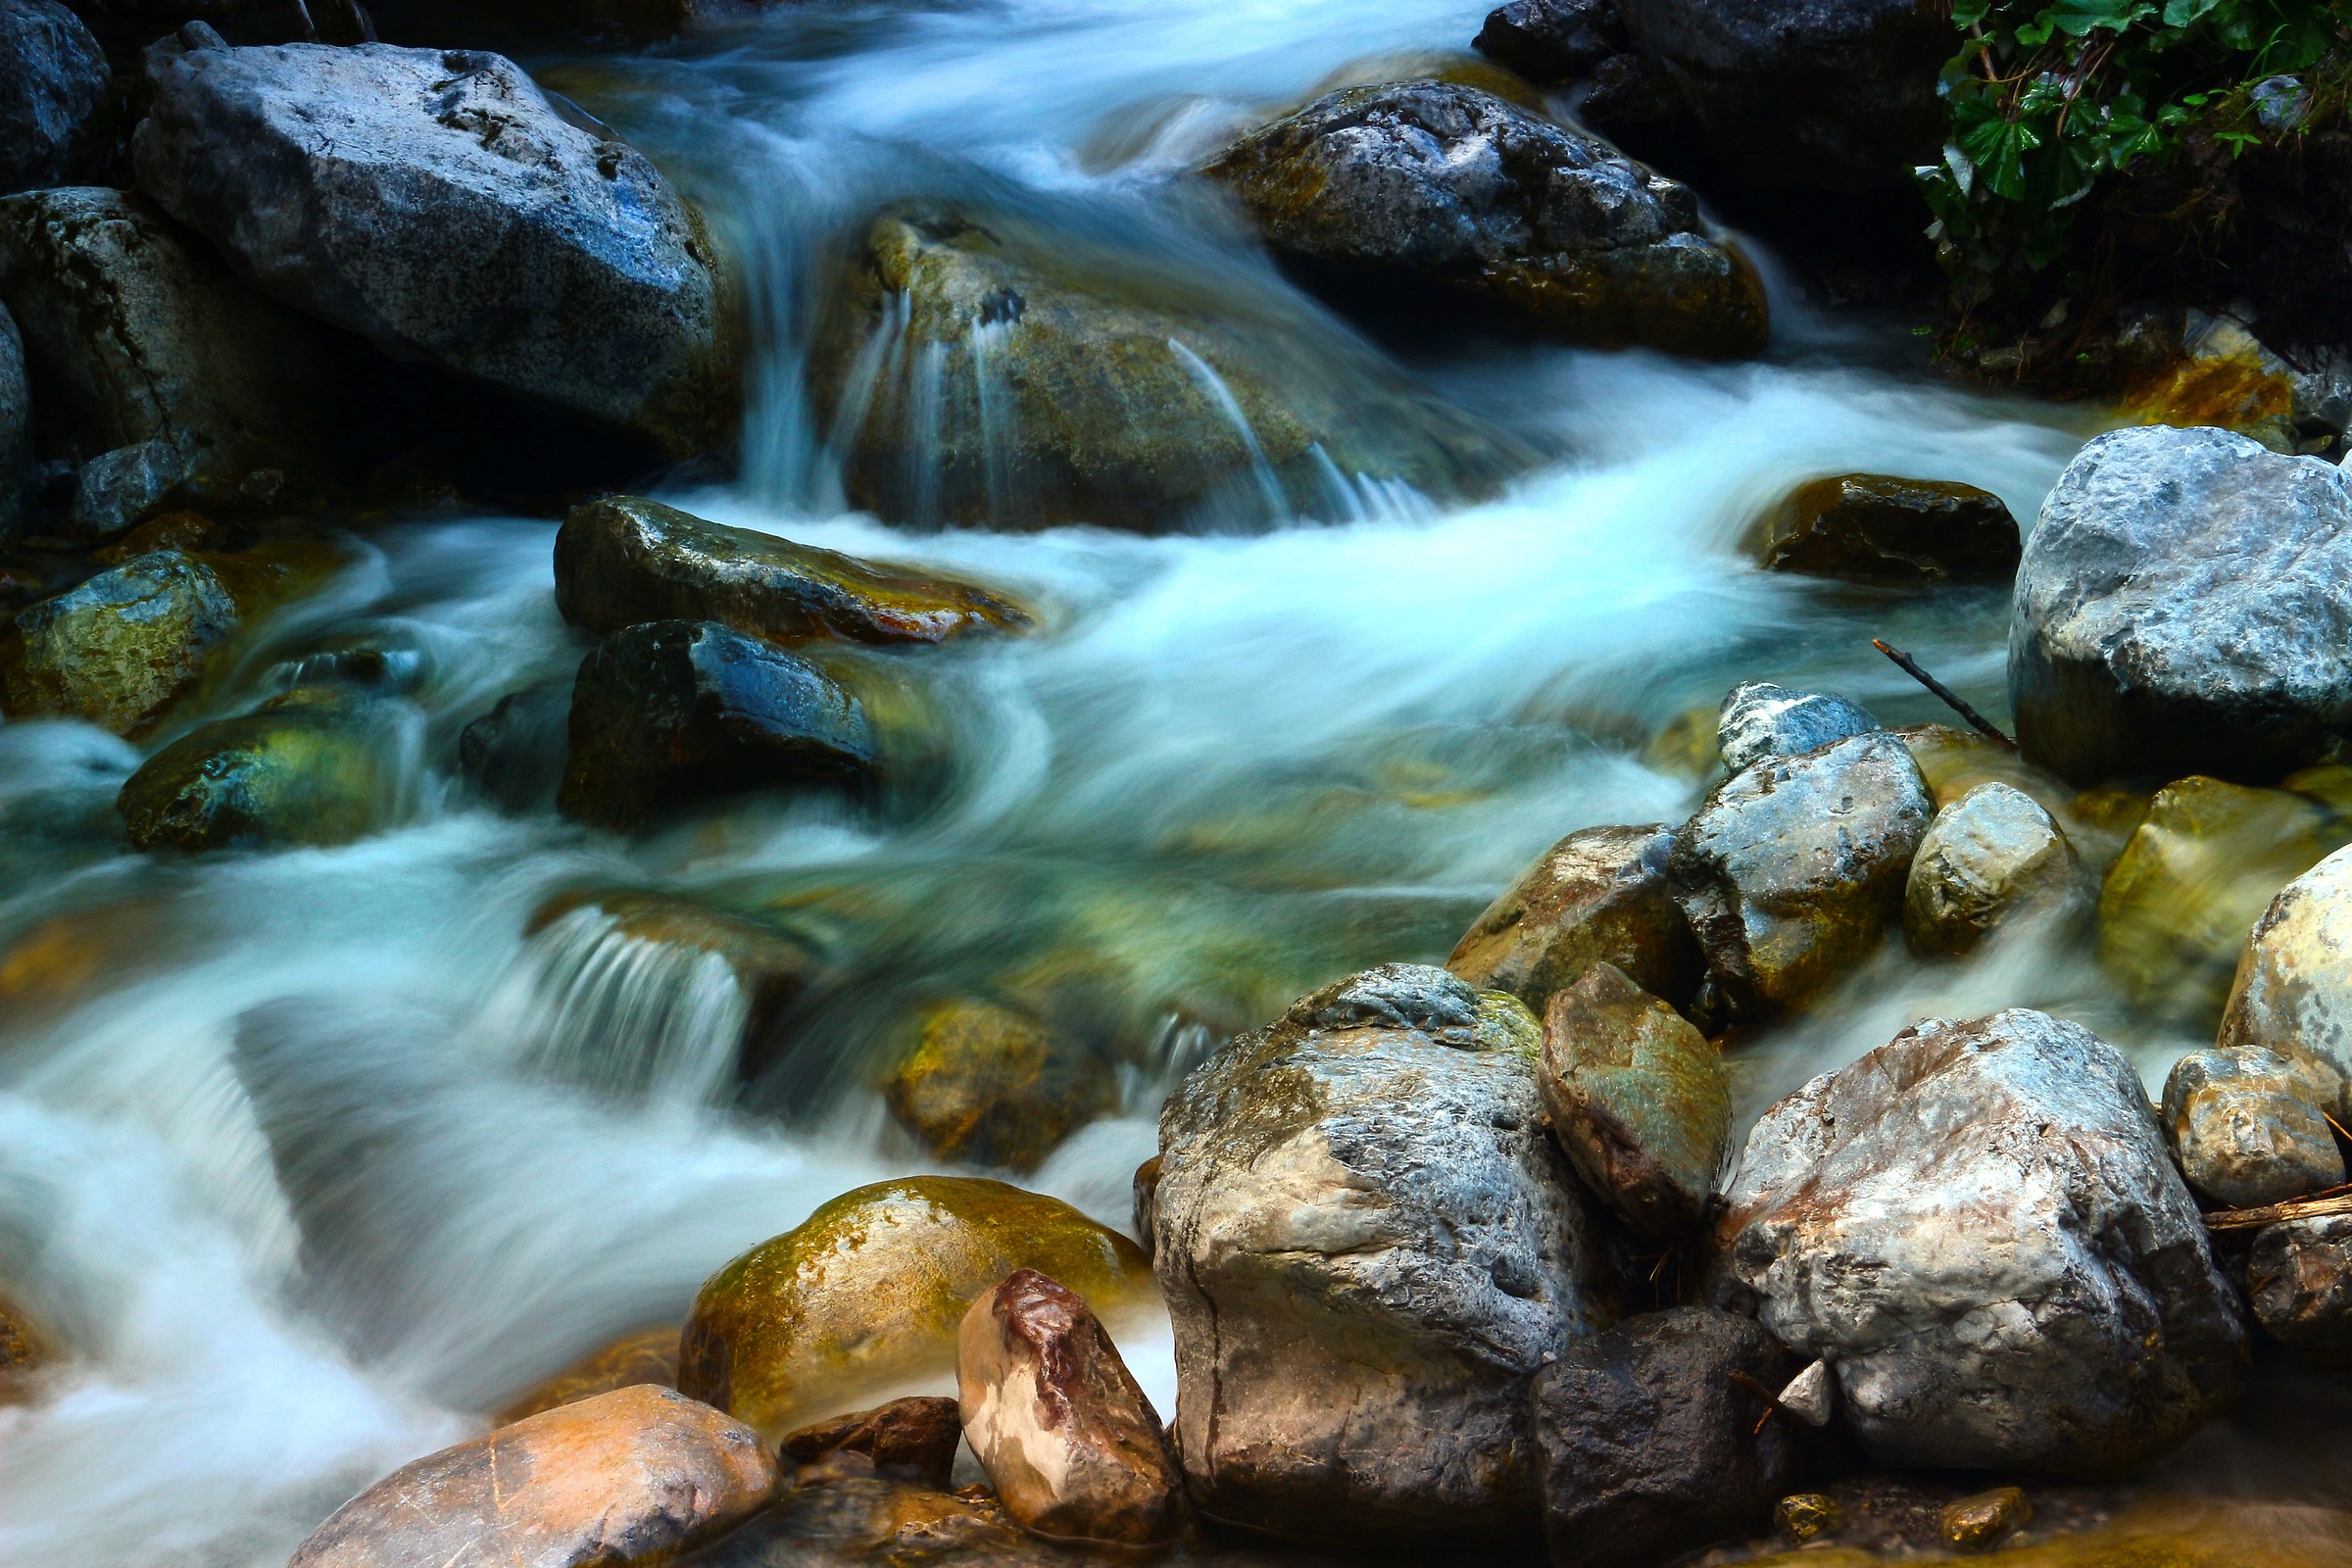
<box><xmin>1446</xmin><ymin>821</ymin><xmax>1701</xmax><ymax>1015</ymax></box>
<box><xmin>1201</xmin><ymin>79</ymin><xmax>1766</xmax><ymax>359</ymax></box>
<box><xmin>1717</xmin><ymin>1007</ymin><xmax>2246</xmax><ymax>1475</ymax></box>
<box><xmin>1152</xmin><ymin>963</ymin><xmax>1618</xmax><ymax>1547</ymax></box>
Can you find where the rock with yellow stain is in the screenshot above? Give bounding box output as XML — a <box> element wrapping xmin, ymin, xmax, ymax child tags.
<box><xmin>0</xmin><ymin>1291</ymin><xmax>54</xmax><ymax>1404</ymax></box>
<box><xmin>117</xmin><ymin>684</ymin><xmax>415</xmax><ymax>853</ymax></box>
<box><xmin>284</xmin><ymin>1384</ymin><xmax>777</xmax><ymax>1568</ymax></box>
<box><xmin>676</xmin><ymin>1177</ymin><xmax>1153</xmax><ymax>1441</ymax></box>
<box><xmin>2098</xmin><ymin>777</ymin><xmax>2349</xmax><ymax>1025</ymax></box>
<box><xmin>882</xmin><ymin>999</ymin><xmax>1118</xmax><ymax>1173</ymax></box>
<box><xmin>1447</xmin><ymin>822</ymin><xmax>1701</xmax><ymax>1015</ymax></box>
<box><xmin>496</xmin><ymin>1326</ymin><xmax>681</xmax><ymax>1425</ymax></box>
<box><xmin>2124</xmin><ymin>311</ymin><xmax>2300</xmax><ymax>447</ymax></box>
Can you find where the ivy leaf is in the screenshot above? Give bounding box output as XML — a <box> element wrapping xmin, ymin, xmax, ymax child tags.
<box><xmin>2044</xmin><ymin>0</ymin><xmax>2153</xmax><ymax>33</ymax></box>
<box><xmin>2160</xmin><ymin>0</ymin><xmax>2220</xmax><ymax>24</ymax></box>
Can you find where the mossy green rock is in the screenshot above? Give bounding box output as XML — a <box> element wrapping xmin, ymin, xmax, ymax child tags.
<box><xmin>881</xmin><ymin>998</ymin><xmax>1117</xmax><ymax>1173</ymax></box>
<box><xmin>1539</xmin><ymin>961</ymin><xmax>1728</xmax><ymax>1242</ymax></box>
<box><xmin>118</xmin><ymin>684</ymin><xmax>412</xmax><ymax>853</ymax></box>
<box><xmin>808</xmin><ymin>206</ymin><xmax>1522</xmax><ymax>530</ymax></box>
<box><xmin>677</xmin><ymin>1176</ymin><xmax>1152</xmax><ymax>1439</ymax></box>
<box><xmin>555</xmin><ymin>495</ymin><xmax>1031</xmax><ymax>647</ymax></box>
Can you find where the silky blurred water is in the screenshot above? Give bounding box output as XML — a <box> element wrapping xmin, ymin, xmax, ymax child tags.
<box><xmin>0</xmin><ymin>0</ymin><xmax>2130</xmax><ymax>1563</ymax></box>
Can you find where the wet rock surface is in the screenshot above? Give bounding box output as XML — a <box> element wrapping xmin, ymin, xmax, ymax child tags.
<box><xmin>2161</xmin><ymin>1046</ymin><xmax>2346</xmax><ymax>1209</ymax></box>
<box><xmin>285</xmin><ymin>1385</ymin><xmax>778</xmax><ymax>1568</ymax></box>
<box><xmin>1668</xmin><ymin>729</ymin><xmax>1932</xmax><ymax>1019</ymax></box>
<box><xmin>2220</xmin><ymin>845</ymin><xmax>2352</xmax><ymax>1084</ymax></box>
<box><xmin>1530</xmin><ymin>1305</ymin><xmax>1799</xmax><ymax>1568</ymax></box>
<box><xmin>0</xmin><ymin>0</ymin><xmax>108</xmax><ymax>198</ymax></box>
<box><xmin>1202</xmin><ymin>80</ymin><xmax>1765</xmax><ymax>358</ymax></box>
<box><xmin>118</xmin><ymin>684</ymin><xmax>415</xmax><ymax>853</ymax></box>
<box><xmin>957</xmin><ymin>1268</ymin><xmax>1188</xmax><ymax>1545</ymax></box>
<box><xmin>1904</xmin><ymin>780</ymin><xmax>2080</xmax><ymax>956</ymax></box>
<box><xmin>809</xmin><ymin>206</ymin><xmax>1520</xmax><ymax>530</ymax></box>
<box><xmin>1538</xmin><ymin>960</ymin><xmax>1727</xmax><ymax>1242</ymax></box>
<box><xmin>1757</xmin><ymin>473</ymin><xmax>2021</xmax><ymax>585</ymax></box>
<box><xmin>0</xmin><ymin>1289</ymin><xmax>53</xmax><ymax>1402</ymax></box>
<box><xmin>1446</xmin><ymin>821</ymin><xmax>1700</xmax><ymax>1014</ymax></box>
<box><xmin>882</xmin><ymin>998</ymin><xmax>1117</xmax><ymax>1173</ymax></box>
<box><xmin>2249</xmin><ymin>1214</ymin><xmax>2352</xmax><ymax>1364</ymax></box>
<box><xmin>1152</xmin><ymin>963</ymin><xmax>1618</xmax><ymax>1545</ymax></box>
<box><xmin>1715</xmin><ymin>681</ymin><xmax>1878</xmax><ymax>774</ymax></box>
<box><xmin>0</xmin><ymin>303</ymin><xmax>30</xmax><ymax>542</ymax></box>
<box><xmin>556</xmin><ymin>495</ymin><xmax>1031</xmax><ymax>648</ymax></box>
<box><xmin>782</xmin><ymin>1397</ymin><xmax>962</xmax><ymax>1491</ymax></box>
<box><xmin>558</xmin><ymin>618</ymin><xmax>877</xmax><ymax>832</ymax></box>
<box><xmin>676</xmin><ymin>1175</ymin><xmax>1153</xmax><ymax>1441</ymax></box>
<box><xmin>497</xmin><ymin>1325</ymin><xmax>682</xmax><ymax>1425</ymax></box>
<box><xmin>2010</xmin><ymin>426</ymin><xmax>2352</xmax><ymax>786</ymax></box>
<box><xmin>1718</xmin><ymin>1008</ymin><xmax>2245</xmax><ymax>1475</ymax></box>
<box><xmin>134</xmin><ymin>44</ymin><xmax>735</xmax><ymax>456</ymax></box>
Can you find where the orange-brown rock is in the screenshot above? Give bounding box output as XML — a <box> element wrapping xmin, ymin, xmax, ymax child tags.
<box><xmin>285</xmin><ymin>1385</ymin><xmax>777</xmax><ymax>1568</ymax></box>
<box><xmin>956</xmin><ymin>1269</ymin><xmax>1188</xmax><ymax>1545</ymax></box>
<box><xmin>782</xmin><ymin>1396</ymin><xmax>962</xmax><ymax>1490</ymax></box>
<box><xmin>495</xmin><ymin>1326</ymin><xmax>681</xmax><ymax>1424</ymax></box>
<box><xmin>1</xmin><ymin>1291</ymin><xmax>54</xmax><ymax>1403</ymax></box>
<box><xmin>1447</xmin><ymin>822</ymin><xmax>1701</xmax><ymax>1015</ymax></box>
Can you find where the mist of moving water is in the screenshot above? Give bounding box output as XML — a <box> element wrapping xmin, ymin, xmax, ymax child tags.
<box><xmin>0</xmin><ymin>0</ymin><xmax>2129</xmax><ymax>1564</ymax></box>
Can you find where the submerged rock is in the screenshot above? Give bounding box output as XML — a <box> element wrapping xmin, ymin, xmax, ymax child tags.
<box><xmin>676</xmin><ymin>1176</ymin><xmax>1153</xmax><ymax>1440</ymax></box>
<box><xmin>1152</xmin><ymin>964</ymin><xmax>1618</xmax><ymax>1546</ymax></box>
<box><xmin>1201</xmin><ymin>80</ymin><xmax>1765</xmax><ymax>358</ymax></box>
<box><xmin>1538</xmin><ymin>961</ymin><xmax>1728</xmax><ymax>1242</ymax></box>
<box><xmin>1668</xmin><ymin>730</ymin><xmax>1932</xmax><ymax>1019</ymax></box>
<box><xmin>1719</xmin><ymin>1008</ymin><xmax>2245</xmax><ymax>1475</ymax></box>
<box><xmin>284</xmin><ymin>1385</ymin><xmax>777</xmax><ymax>1568</ymax></box>
<box><xmin>882</xmin><ymin>997</ymin><xmax>1117</xmax><ymax>1174</ymax></box>
<box><xmin>556</xmin><ymin>495</ymin><xmax>1031</xmax><ymax>648</ymax></box>
<box><xmin>496</xmin><ymin>1325</ymin><xmax>681</xmax><ymax>1424</ymax></box>
<box><xmin>558</xmin><ymin>619</ymin><xmax>877</xmax><ymax>832</ymax></box>
<box><xmin>2160</xmin><ymin>1046</ymin><xmax>2345</xmax><ymax>1210</ymax></box>
<box><xmin>1715</xmin><ymin>681</ymin><xmax>1878</xmax><ymax>774</ymax></box>
<box><xmin>957</xmin><ymin>1268</ymin><xmax>1189</xmax><ymax>1546</ymax></box>
<box><xmin>1756</xmin><ymin>473</ymin><xmax>2020</xmax><ymax>584</ymax></box>
<box><xmin>2220</xmin><ymin>846</ymin><xmax>2352</xmax><ymax>1084</ymax></box>
<box><xmin>0</xmin><ymin>0</ymin><xmax>108</xmax><ymax>197</ymax></box>
<box><xmin>0</xmin><ymin>1290</ymin><xmax>53</xmax><ymax>1403</ymax></box>
<box><xmin>134</xmin><ymin>44</ymin><xmax>735</xmax><ymax>456</ymax></box>
<box><xmin>781</xmin><ymin>1396</ymin><xmax>962</xmax><ymax>1491</ymax></box>
<box><xmin>2098</xmin><ymin>776</ymin><xmax>2347</xmax><ymax>1023</ymax></box>
<box><xmin>809</xmin><ymin>206</ymin><xmax>1519</xmax><ymax>530</ymax></box>
<box><xmin>1939</xmin><ymin>1487</ymin><xmax>2033</xmax><ymax>1551</ymax></box>
<box><xmin>2010</xmin><ymin>426</ymin><xmax>2352</xmax><ymax>785</ymax></box>
<box><xmin>1446</xmin><ymin>822</ymin><xmax>1701</xmax><ymax>1014</ymax></box>
<box><xmin>1531</xmin><ymin>1306</ymin><xmax>1799</xmax><ymax>1568</ymax></box>
<box><xmin>2249</xmin><ymin>1215</ymin><xmax>2352</xmax><ymax>1364</ymax></box>
<box><xmin>1903</xmin><ymin>780</ymin><xmax>2080</xmax><ymax>956</ymax></box>
<box><xmin>118</xmin><ymin>684</ymin><xmax>415</xmax><ymax>853</ymax></box>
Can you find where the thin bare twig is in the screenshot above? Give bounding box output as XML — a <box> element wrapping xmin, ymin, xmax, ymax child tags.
<box><xmin>1873</xmin><ymin>638</ymin><xmax>2018</xmax><ymax>750</ymax></box>
<box><xmin>2202</xmin><ymin>1190</ymin><xmax>2352</xmax><ymax>1233</ymax></box>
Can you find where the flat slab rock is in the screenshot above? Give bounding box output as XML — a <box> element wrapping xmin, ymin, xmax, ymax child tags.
<box><xmin>1717</xmin><ymin>1007</ymin><xmax>2245</xmax><ymax>1475</ymax></box>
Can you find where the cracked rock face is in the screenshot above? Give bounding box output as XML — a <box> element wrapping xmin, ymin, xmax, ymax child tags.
<box><xmin>1718</xmin><ymin>1007</ymin><xmax>2246</xmax><ymax>1475</ymax></box>
<box><xmin>1152</xmin><ymin>963</ymin><xmax>1618</xmax><ymax>1546</ymax></box>
<box><xmin>1201</xmin><ymin>79</ymin><xmax>1765</xmax><ymax>358</ymax></box>
<box><xmin>133</xmin><ymin>43</ymin><xmax>735</xmax><ymax>456</ymax></box>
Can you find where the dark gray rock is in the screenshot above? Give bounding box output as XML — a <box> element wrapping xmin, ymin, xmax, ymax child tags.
<box><xmin>1715</xmin><ymin>681</ymin><xmax>1878</xmax><ymax>773</ymax></box>
<box><xmin>133</xmin><ymin>44</ymin><xmax>735</xmax><ymax>457</ymax></box>
<box><xmin>1200</xmin><ymin>80</ymin><xmax>1766</xmax><ymax>359</ymax></box>
<box><xmin>1758</xmin><ymin>473</ymin><xmax>2021</xmax><ymax>584</ymax></box>
<box><xmin>1719</xmin><ymin>1007</ymin><xmax>2246</xmax><ymax>1475</ymax></box>
<box><xmin>2250</xmin><ymin>1214</ymin><xmax>2352</xmax><ymax>1364</ymax></box>
<box><xmin>2009</xmin><ymin>425</ymin><xmax>2352</xmax><ymax>785</ymax></box>
<box><xmin>2160</xmin><ymin>1046</ymin><xmax>2346</xmax><ymax>1210</ymax></box>
<box><xmin>558</xmin><ymin>619</ymin><xmax>877</xmax><ymax>831</ymax></box>
<box><xmin>1152</xmin><ymin>963</ymin><xmax>1617</xmax><ymax>1546</ymax></box>
<box><xmin>67</xmin><ymin>439</ymin><xmax>184</xmax><ymax>543</ymax></box>
<box><xmin>0</xmin><ymin>300</ymin><xmax>25</xmax><ymax>539</ymax></box>
<box><xmin>0</xmin><ymin>0</ymin><xmax>109</xmax><ymax>197</ymax></box>
<box><xmin>1474</xmin><ymin>0</ymin><xmax>1623</xmax><ymax>82</ymax></box>
<box><xmin>1530</xmin><ymin>1306</ymin><xmax>1799</xmax><ymax>1568</ymax></box>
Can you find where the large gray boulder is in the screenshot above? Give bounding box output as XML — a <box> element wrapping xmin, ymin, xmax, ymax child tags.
<box><xmin>0</xmin><ymin>0</ymin><xmax>109</xmax><ymax>197</ymax></box>
<box><xmin>2009</xmin><ymin>426</ymin><xmax>2352</xmax><ymax>785</ymax></box>
<box><xmin>1200</xmin><ymin>80</ymin><xmax>1765</xmax><ymax>359</ymax></box>
<box><xmin>1152</xmin><ymin>964</ymin><xmax>1618</xmax><ymax>1546</ymax></box>
<box><xmin>133</xmin><ymin>43</ymin><xmax>735</xmax><ymax>457</ymax></box>
<box><xmin>1718</xmin><ymin>1008</ymin><xmax>2246</xmax><ymax>1475</ymax></box>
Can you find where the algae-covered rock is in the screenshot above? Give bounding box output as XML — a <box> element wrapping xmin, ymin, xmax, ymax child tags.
<box><xmin>556</xmin><ymin>495</ymin><xmax>1031</xmax><ymax>647</ymax></box>
<box><xmin>0</xmin><ymin>1289</ymin><xmax>53</xmax><ymax>1403</ymax></box>
<box><xmin>882</xmin><ymin>998</ymin><xmax>1117</xmax><ymax>1173</ymax></box>
<box><xmin>2098</xmin><ymin>776</ymin><xmax>2348</xmax><ymax>1024</ymax></box>
<box><xmin>2218</xmin><ymin>845</ymin><xmax>2352</xmax><ymax>1086</ymax></box>
<box><xmin>1757</xmin><ymin>473</ymin><xmax>2021</xmax><ymax>584</ymax></box>
<box><xmin>495</xmin><ymin>1324</ymin><xmax>681</xmax><ymax>1424</ymax></box>
<box><xmin>2159</xmin><ymin>1046</ymin><xmax>2345</xmax><ymax>1210</ymax></box>
<box><xmin>676</xmin><ymin>1176</ymin><xmax>1153</xmax><ymax>1441</ymax></box>
<box><xmin>118</xmin><ymin>684</ymin><xmax>415</xmax><ymax>853</ymax></box>
<box><xmin>809</xmin><ymin>205</ymin><xmax>1521</xmax><ymax>531</ymax></box>
<box><xmin>1202</xmin><ymin>79</ymin><xmax>1765</xmax><ymax>358</ymax></box>
<box><xmin>1904</xmin><ymin>781</ymin><xmax>2081</xmax><ymax>956</ymax></box>
<box><xmin>1446</xmin><ymin>822</ymin><xmax>1700</xmax><ymax>1014</ymax></box>
<box><xmin>1539</xmin><ymin>961</ymin><xmax>1728</xmax><ymax>1242</ymax></box>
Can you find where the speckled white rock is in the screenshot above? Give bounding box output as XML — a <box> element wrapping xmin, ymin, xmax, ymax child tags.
<box><xmin>1903</xmin><ymin>780</ymin><xmax>2080</xmax><ymax>955</ymax></box>
<box><xmin>2220</xmin><ymin>845</ymin><xmax>2352</xmax><ymax>1082</ymax></box>
<box><xmin>1715</xmin><ymin>681</ymin><xmax>1878</xmax><ymax>773</ymax></box>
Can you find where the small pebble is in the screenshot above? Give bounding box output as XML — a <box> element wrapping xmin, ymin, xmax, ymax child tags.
<box><xmin>1941</xmin><ymin>1486</ymin><xmax>2032</xmax><ymax>1550</ymax></box>
<box><xmin>1776</xmin><ymin>1492</ymin><xmax>1843</xmax><ymax>1543</ymax></box>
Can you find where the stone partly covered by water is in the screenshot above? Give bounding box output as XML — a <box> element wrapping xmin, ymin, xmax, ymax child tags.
<box><xmin>2011</xmin><ymin>425</ymin><xmax>2352</xmax><ymax>785</ymax></box>
<box><xmin>1152</xmin><ymin>963</ymin><xmax>1617</xmax><ymax>1547</ymax></box>
<box><xmin>676</xmin><ymin>1175</ymin><xmax>1153</xmax><ymax>1441</ymax></box>
<box><xmin>2160</xmin><ymin>1046</ymin><xmax>2345</xmax><ymax>1210</ymax></box>
<box><xmin>781</xmin><ymin>1396</ymin><xmax>962</xmax><ymax>1491</ymax></box>
<box><xmin>1714</xmin><ymin>681</ymin><xmax>1879</xmax><ymax>774</ymax></box>
<box><xmin>1903</xmin><ymin>780</ymin><xmax>2081</xmax><ymax>956</ymax></box>
<box><xmin>1201</xmin><ymin>79</ymin><xmax>1766</xmax><ymax>358</ymax></box>
<box><xmin>2221</xmin><ymin>844</ymin><xmax>2352</xmax><ymax>1085</ymax></box>
<box><xmin>882</xmin><ymin>997</ymin><xmax>1117</xmax><ymax>1174</ymax></box>
<box><xmin>1446</xmin><ymin>821</ymin><xmax>1701</xmax><ymax>1015</ymax></box>
<box><xmin>808</xmin><ymin>205</ymin><xmax>1520</xmax><ymax>530</ymax></box>
<box><xmin>133</xmin><ymin>42</ymin><xmax>736</xmax><ymax>456</ymax></box>
<box><xmin>117</xmin><ymin>682</ymin><xmax>415</xmax><ymax>853</ymax></box>
<box><xmin>1718</xmin><ymin>1008</ymin><xmax>2246</xmax><ymax>1475</ymax></box>
<box><xmin>1754</xmin><ymin>473</ymin><xmax>2021</xmax><ymax>585</ymax></box>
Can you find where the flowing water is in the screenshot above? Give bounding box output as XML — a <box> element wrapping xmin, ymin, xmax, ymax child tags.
<box><xmin>0</xmin><ymin>0</ymin><xmax>2266</xmax><ymax>1562</ymax></box>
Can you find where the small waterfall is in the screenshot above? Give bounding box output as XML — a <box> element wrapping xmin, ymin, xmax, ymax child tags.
<box><xmin>1166</xmin><ymin>336</ymin><xmax>1291</xmax><ymax>524</ymax></box>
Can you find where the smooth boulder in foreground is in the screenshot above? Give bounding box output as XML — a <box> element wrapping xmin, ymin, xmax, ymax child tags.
<box><xmin>1202</xmin><ymin>79</ymin><xmax>1765</xmax><ymax>359</ymax></box>
<box><xmin>134</xmin><ymin>43</ymin><xmax>735</xmax><ymax>456</ymax></box>
<box><xmin>1718</xmin><ymin>1007</ymin><xmax>2245</xmax><ymax>1475</ymax></box>
<box><xmin>2010</xmin><ymin>425</ymin><xmax>2352</xmax><ymax>785</ymax></box>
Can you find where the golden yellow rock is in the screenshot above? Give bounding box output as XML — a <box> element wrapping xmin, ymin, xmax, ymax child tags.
<box><xmin>882</xmin><ymin>999</ymin><xmax>1117</xmax><ymax>1173</ymax></box>
<box><xmin>0</xmin><ymin>1291</ymin><xmax>54</xmax><ymax>1404</ymax></box>
<box><xmin>495</xmin><ymin>1325</ymin><xmax>681</xmax><ymax>1425</ymax></box>
<box><xmin>1943</xmin><ymin>1486</ymin><xmax>2033</xmax><ymax>1550</ymax></box>
<box><xmin>1776</xmin><ymin>1492</ymin><xmax>1844</xmax><ymax>1543</ymax></box>
<box><xmin>677</xmin><ymin>1177</ymin><xmax>1154</xmax><ymax>1440</ymax></box>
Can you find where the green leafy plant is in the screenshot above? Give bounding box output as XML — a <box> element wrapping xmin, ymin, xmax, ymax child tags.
<box><xmin>1921</xmin><ymin>0</ymin><xmax>2348</xmax><ymax>313</ymax></box>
